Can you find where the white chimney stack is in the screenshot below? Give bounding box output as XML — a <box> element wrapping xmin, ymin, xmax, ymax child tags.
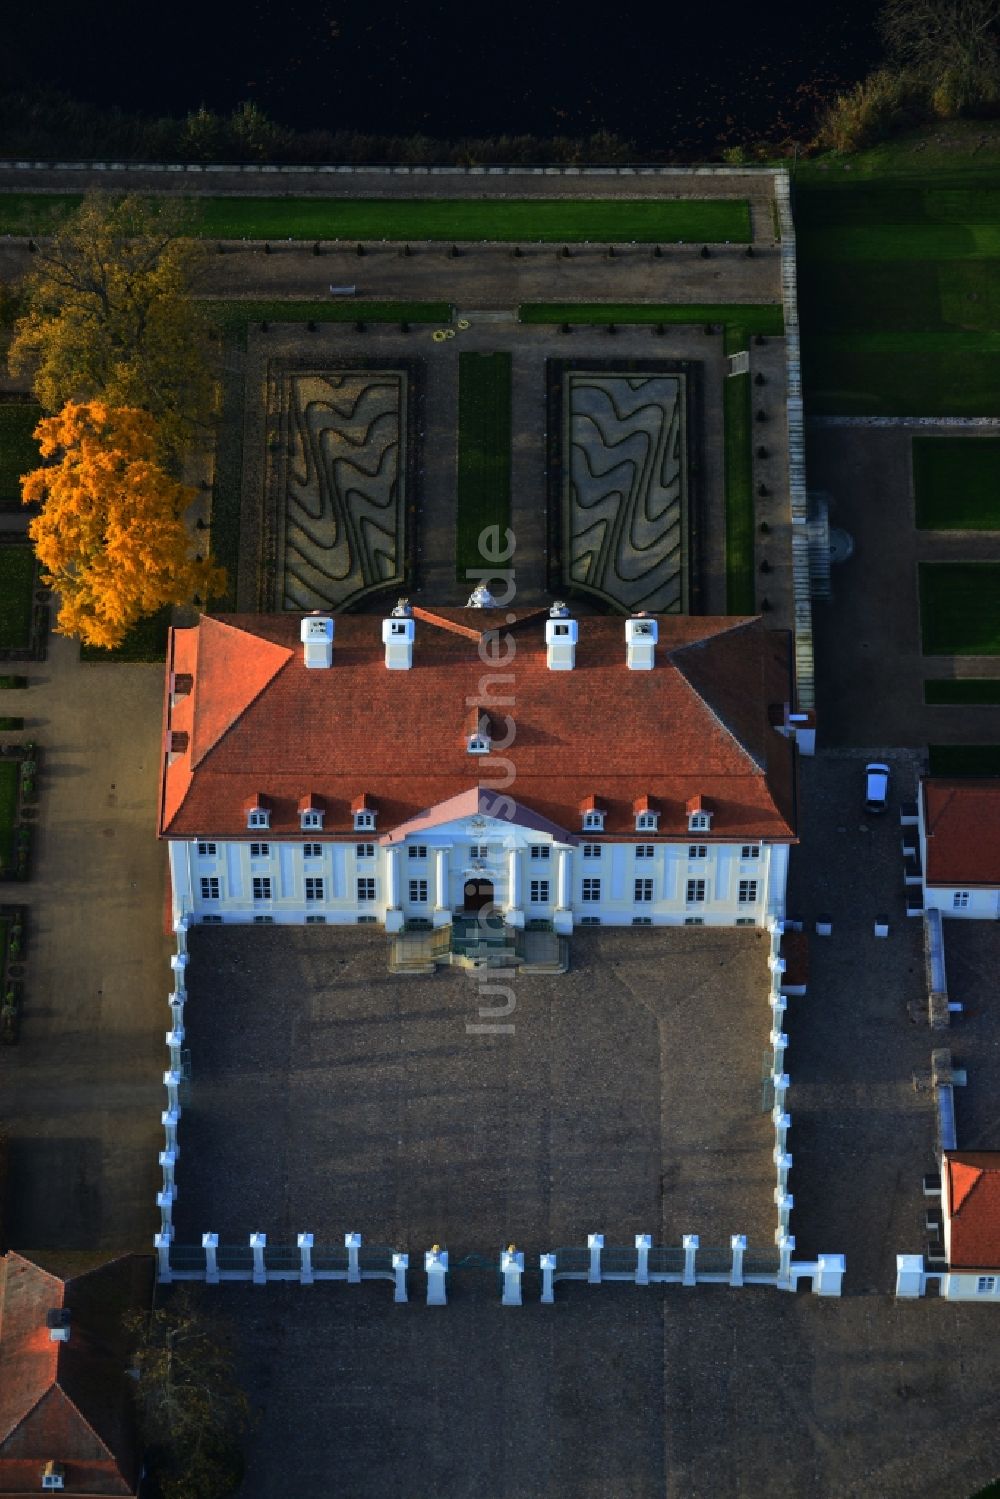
<box><xmin>300</xmin><ymin>614</ymin><xmax>334</xmax><ymax>669</ymax></box>
<box><xmin>545</xmin><ymin>602</ymin><xmax>577</xmax><ymax>671</ymax></box>
<box><xmin>383</xmin><ymin>600</ymin><xmax>415</xmax><ymax>670</ymax></box>
<box><xmin>625</xmin><ymin>614</ymin><xmax>658</xmax><ymax>670</ymax></box>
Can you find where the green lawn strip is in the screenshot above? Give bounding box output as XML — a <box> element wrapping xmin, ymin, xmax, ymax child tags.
<box><xmin>456</xmin><ymin>352</ymin><xmax>512</xmax><ymax>582</ymax></box>
<box><xmin>0</xmin><ymin>404</ymin><xmax>42</xmax><ymax>511</ymax></box>
<box><xmin>0</xmin><ymin>761</ymin><xmax>17</xmax><ymax>874</ymax></box>
<box><xmin>802</xmin><ymin>349</ymin><xmax>1000</xmax><ymax>417</ymax></box>
<box><xmin>79</xmin><ymin>605</ymin><xmax>172</xmax><ymax>663</ymax></box>
<box><xmin>520</xmin><ymin>303</ymin><xmax>783</xmax><ymax>332</ymax></box>
<box><xmin>919</xmin><ymin>563</ymin><xmax>1000</xmax><ymax>655</ymax></box>
<box><xmin>0</xmin><ymin>547</ymin><xmax>35</xmax><ymax>651</ymax></box>
<box><xmin>924</xmin><ymin>678</ymin><xmax>1000</xmax><ymax>704</ymax></box>
<box><xmin>0</xmin><ymin>194</ymin><xmax>752</xmax><ymax>244</ymax></box>
<box><xmin>913</xmin><ymin>436</ymin><xmax>1000</xmax><ymax>530</ymax></box>
<box><xmin>723</xmin><ymin>371</ymin><xmax>754</xmax><ymax>614</ymax></box>
<box><xmin>798</xmin><ymin>222</ymin><xmax>1000</xmax><ymax>260</ymax></box>
<box><xmin>928</xmin><ymin>744</ymin><xmax>1000</xmax><ymax>776</ymax></box>
<box><xmin>206</xmin><ymin>300</ymin><xmax>451</xmax><ymax>340</ymax></box>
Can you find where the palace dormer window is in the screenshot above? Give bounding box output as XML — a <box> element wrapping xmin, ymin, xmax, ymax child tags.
<box><xmin>633</xmin><ymin>796</ymin><xmax>659</xmax><ymax>832</ymax></box>
<box><xmin>580</xmin><ymin>795</ymin><xmax>605</xmax><ymax>832</ymax></box>
<box><xmin>354</xmin><ymin>809</ymin><xmax>376</xmax><ymax>831</ymax></box>
<box><xmin>352</xmin><ymin>793</ymin><xmax>377</xmax><ymax>831</ymax></box>
<box><xmin>299</xmin><ymin>794</ymin><xmax>325</xmax><ymax>831</ymax></box>
<box><xmin>466</xmin><ymin>707</ymin><xmax>492</xmax><ymax>755</ymax></box>
<box><xmin>245</xmin><ymin>795</ymin><xmax>270</xmax><ymax>830</ymax></box>
<box><xmin>686</xmin><ymin>795</ymin><xmax>712</xmax><ymax>833</ymax></box>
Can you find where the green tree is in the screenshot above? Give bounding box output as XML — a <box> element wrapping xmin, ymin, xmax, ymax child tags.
<box><xmin>8</xmin><ymin>191</ymin><xmax>214</xmax><ymax>459</ymax></box>
<box><xmin>126</xmin><ymin>1290</ymin><xmax>249</xmax><ymax>1499</ymax></box>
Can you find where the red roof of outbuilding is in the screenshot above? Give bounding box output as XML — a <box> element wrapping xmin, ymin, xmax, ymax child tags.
<box><xmin>945</xmin><ymin>1152</ymin><xmax>1000</xmax><ymax>1269</ymax></box>
<box><xmin>158</xmin><ymin>609</ymin><xmax>798</xmax><ymax>843</ymax></box>
<box><xmin>0</xmin><ymin>1252</ymin><xmax>150</xmax><ymax>1496</ymax></box>
<box><xmin>923</xmin><ymin>780</ymin><xmax>1000</xmax><ymax>887</ymax></box>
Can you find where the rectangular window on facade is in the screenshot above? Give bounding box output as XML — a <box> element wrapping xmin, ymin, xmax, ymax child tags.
<box><xmin>580</xmin><ymin>916</ymin><xmax>601</xmax><ymax>926</ymax></box>
<box><xmin>356</xmin><ymin>843</ymin><xmax>375</xmax><ymax>859</ymax></box>
<box><xmin>253</xmin><ymin>914</ymin><xmax>274</xmax><ymax>924</ymax></box>
<box><xmin>582</xmin><ymin>843</ymin><xmax>601</xmax><ymax>859</ymax></box>
<box><xmin>738</xmin><ymin>880</ymin><xmax>759</xmax><ymax>905</ymax></box>
<box><xmin>200</xmin><ymin>877</ymin><xmax>220</xmax><ymax>901</ymax></box>
<box><xmin>357</xmin><ymin>878</ymin><xmax>376</xmax><ymax>902</ymax></box>
<box><xmin>529</xmin><ymin>845</ymin><xmax>551</xmax><ymax>861</ymax></box>
<box><xmin>305</xmin><ymin>877</ymin><xmax>324</xmax><ymax>902</ymax></box>
<box><xmin>688</xmin><ymin>845</ymin><xmax>707</xmax><ymax>860</ymax></box>
<box><xmin>635</xmin><ymin>845</ymin><xmax>654</xmax><ymax>859</ymax></box>
<box><xmin>634</xmin><ymin>878</ymin><xmax>653</xmax><ymax>903</ymax></box>
<box><xmin>201</xmin><ymin>914</ymin><xmax>223</xmax><ymax>924</ymax></box>
<box><xmin>689</xmin><ymin>812</ymin><xmax>710</xmax><ymax>831</ymax></box>
<box><xmin>582</xmin><ymin>811</ymin><xmax>604</xmax><ymax>831</ymax></box>
<box><xmin>470</xmin><ymin>844</ymin><xmax>489</xmax><ymax>859</ymax></box>
<box><xmin>252</xmin><ymin>876</ymin><xmax>272</xmax><ymax>902</ymax></box>
<box><xmin>357</xmin><ymin>914</ymin><xmax>377</xmax><ymax>924</ymax></box>
<box><xmin>408</xmin><ymin>879</ymin><xmax>429</xmax><ymax>903</ymax></box>
<box><xmin>408</xmin><ymin>845</ymin><xmax>428</xmax><ymax>860</ymax></box>
<box><xmin>250</xmin><ymin>843</ymin><xmax>270</xmax><ymax>859</ymax></box>
<box><xmin>197</xmin><ymin>842</ymin><xmax>217</xmax><ymax>858</ymax></box>
<box><xmin>684</xmin><ymin>917</ymin><xmax>705</xmax><ymax>926</ymax></box>
<box><xmin>303</xmin><ymin>843</ymin><xmax>322</xmax><ymax>859</ymax></box>
<box><xmin>581</xmin><ymin>878</ymin><xmax>601</xmax><ymax>902</ymax></box>
<box><xmin>977</xmin><ymin>1276</ymin><xmax>997</xmax><ymax>1293</ymax></box>
<box><xmin>632</xmin><ymin>916</ymin><xmax>652</xmax><ymax>926</ymax></box>
<box><xmin>305</xmin><ymin>914</ymin><xmax>327</xmax><ymax>924</ymax></box>
<box><xmin>248</xmin><ymin>810</ymin><xmax>269</xmax><ymax>829</ymax></box>
<box><xmin>529</xmin><ymin>879</ymin><xmax>550</xmax><ymax>903</ymax></box>
<box><xmin>953</xmin><ymin>890</ymin><xmax>971</xmax><ymax>909</ymax></box>
<box><xmin>736</xmin><ymin>917</ymin><xmax>756</xmax><ymax>926</ymax></box>
<box><xmin>686</xmin><ymin>879</ymin><xmax>706</xmax><ymax>903</ymax></box>
<box><xmin>741</xmin><ymin>844</ymin><xmax>761</xmax><ymax>860</ymax></box>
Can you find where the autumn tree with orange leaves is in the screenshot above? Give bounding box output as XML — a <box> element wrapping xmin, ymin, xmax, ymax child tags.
<box><xmin>21</xmin><ymin>402</ymin><xmax>226</xmax><ymax>650</ymax></box>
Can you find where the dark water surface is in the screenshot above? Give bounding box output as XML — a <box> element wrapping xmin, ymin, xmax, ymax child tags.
<box><xmin>6</xmin><ymin>0</ymin><xmax>879</xmax><ymax>151</ymax></box>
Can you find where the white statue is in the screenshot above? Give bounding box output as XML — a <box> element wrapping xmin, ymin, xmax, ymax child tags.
<box><xmin>467</xmin><ymin>584</ymin><xmax>496</xmax><ymax>608</ymax></box>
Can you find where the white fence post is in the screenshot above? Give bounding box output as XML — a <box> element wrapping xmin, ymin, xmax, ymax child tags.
<box><xmin>730</xmin><ymin>1234</ymin><xmax>747</xmax><ymax>1287</ymax></box>
<box><xmin>298</xmin><ymin>1232</ymin><xmax>314</xmax><ymax>1286</ymax></box>
<box><xmin>425</xmin><ymin>1246</ymin><xmax>448</xmax><ymax>1305</ymax></box>
<box><xmin>778</xmin><ymin>1233</ymin><xmax>795</xmax><ymax>1288</ymax></box>
<box><xmin>682</xmin><ymin>1234</ymin><xmax>699</xmax><ymax>1286</ymax></box>
<box><xmin>772</xmin><ymin>1108</ymin><xmax>790</xmax><ymax>1151</ymax></box>
<box><xmin>587</xmin><ymin>1233</ymin><xmax>604</xmax><ymax>1284</ymax></box>
<box><xmin>540</xmin><ymin>1252</ymin><xmax>556</xmax><ymax>1304</ymax></box>
<box><xmin>154</xmin><ymin>1229</ymin><xmax>172</xmax><ymax>1283</ymax></box>
<box><xmin>165</xmin><ymin>1029</ymin><xmax>184</xmax><ymax>1074</ymax></box>
<box><xmin>501</xmin><ymin>1246</ymin><xmax>524</xmax><ymax>1306</ymax></box>
<box><xmin>814</xmin><ymin>1254</ymin><xmax>846</xmax><ymax>1297</ymax></box>
<box><xmin>345</xmin><ymin>1231</ymin><xmax>362</xmax><ymax>1284</ymax></box>
<box><xmin>895</xmin><ymin>1254</ymin><xmax>926</xmax><ymax>1298</ymax></box>
<box><xmin>392</xmin><ymin>1252</ymin><xmax>409</xmax><ymax>1303</ymax></box>
<box><xmin>635</xmin><ymin>1234</ymin><xmax>652</xmax><ymax>1286</ymax></box>
<box><xmin>173</xmin><ymin>914</ymin><xmax>189</xmax><ymax>955</ymax></box>
<box><xmin>162</xmin><ymin>1107</ymin><xmax>180</xmax><ymax>1152</ymax></box>
<box><xmin>156</xmin><ymin>1188</ymin><xmax>174</xmax><ymax>1233</ymax></box>
<box><xmin>202</xmin><ymin>1232</ymin><xmax>219</xmax><ymax>1284</ymax></box>
<box><xmin>250</xmin><ymin>1232</ymin><xmax>267</xmax><ymax>1285</ymax></box>
<box><xmin>170</xmin><ymin>952</ymin><xmax>188</xmax><ymax>993</ymax></box>
<box><xmin>159</xmin><ymin>1150</ymin><xmax>176</xmax><ymax>1196</ymax></box>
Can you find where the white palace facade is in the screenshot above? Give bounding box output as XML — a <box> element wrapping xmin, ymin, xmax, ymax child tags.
<box><xmin>158</xmin><ymin>603</ymin><xmax>803</xmax><ymax>935</ymax></box>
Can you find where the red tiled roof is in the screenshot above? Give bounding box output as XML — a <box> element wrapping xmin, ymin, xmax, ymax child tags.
<box><xmin>298</xmin><ymin>793</ymin><xmax>324</xmax><ymax>813</ymax></box>
<box><xmin>923</xmin><ymin>780</ymin><xmax>1000</xmax><ymax>887</ymax></box>
<box><xmin>633</xmin><ymin>794</ymin><xmax>658</xmax><ymax>815</ymax></box>
<box><xmin>0</xmin><ymin>1252</ymin><xmax>150</xmax><ymax>1496</ymax></box>
<box><xmin>158</xmin><ymin>611</ymin><xmax>798</xmax><ymax>844</ymax></box>
<box><xmin>945</xmin><ymin>1152</ymin><xmax>1000</xmax><ymax>1268</ymax></box>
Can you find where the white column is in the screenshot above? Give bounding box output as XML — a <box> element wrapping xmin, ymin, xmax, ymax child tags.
<box><xmin>540</xmin><ymin>1252</ymin><xmax>557</xmax><ymax>1304</ymax></box>
<box><xmin>730</xmin><ymin>1234</ymin><xmax>747</xmax><ymax>1287</ymax></box>
<box><xmin>203</xmin><ymin>1232</ymin><xmax>219</xmax><ymax>1284</ymax></box>
<box><xmin>770</xmin><ymin>1030</ymin><xmax>788</xmax><ymax>1065</ymax></box>
<box><xmin>392</xmin><ymin>1252</ymin><xmax>409</xmax><ymax>1303</ymax></box>
<box><xmin>163</xmin><ymin>1070</ymin><xmax>181</xmax><ymax>1112</ymax></box>
<box><xmin>156</xmin><ymin>1189</ymin><xmax>174</xmax><ymax>1233</ymax></box>
<box><xmin>385</xmin><ymin>846</ymin><xmax>403</xmax><ymax>933</ymax></box>
<box><xmin>682</xmin><ymin>1234</ymin><xmax>699</xmax><ymax>1286</ymax></box>
<box><xmin>168</xmin><ymin>996</ymin><xmax>185</xmax><ymax>1034</ymax></box>
<box><xmin>505</xmin><ymin>848</ymin><xmax>524</xmax><ymax>928</ymax></box>
<box><xmin>587</xmin><ymin>1233</ymin><xmax>604</xmax><ymax>1284</ymax></box>
<box><xmin>166</xmin><ymin>1029</ymin><xmax>184</xmax><ymax>1074</ymax></box>
<box><xmin>772</xmin><ymin>1071</ymin><xmax>789</xmax><ymax>1100</ymax></box>
<box><xmin>772</xmin><ymin>1108</ymin><xmax>791</xmax><ymax>1151</ymax></box>
<box><xmin>778</xmin><ymin>1232</ymin><xmax>795</xmax><ymax>1288</ymax></box>
<box><xmin>250</xmin><ymin>1232</ymin><xmax>267</xmax><ymax>1285</ymax></box>
<box><xmin>425</xmin><ymin>1246</ymin><xmax>448</xmax><ymax>1305</ymax></box>
<box><xmin>501</xmin><ymin>1246</ymin><xmax>524</xmax><ymax>1305</ymax></box>
<box><xmin>345</xmin><ymin>1231</ymin><xmax>362</xmax><ymax>1284</ymax></box>
<box><xmin>298</xmin><ymin>1232</ymin><xmax>314</xmax><ymax>1285</ymax></box>
<box><xmin>554</xmin><ymin>847</ymin><xmax>573</xmax><ymax>935</ymax></box>
<box><xmin>774</xmin><ymin>1151</ymin><xmax>793</xmax><ymax>1192</ymax></box>
<box><xmin>159</xmin><ymin>1150</ymin><xmax>176</xmax><ymax>1196</ymax></box>
<box><xmin>170</xmin><ymin>952</ymin><xmax>188</xmax><ymax>995</ymax></box>
<box><xmin>895</xmin><ymin>1254</ymin><xmax>925</xmax><ymax>1298</ymax></box>
<box><xmin>173</xmin><ymin>914</ymin><xmax>190</xmax><ymax>955</ymax></box>
<box><xmin>162</xmin><ymin>1108</ymin><xmax>180</xmax><ymax>1152</ymax></box>
<box><xmin>635</xmin><ymin>1233</ymin><xmax>652</xmax><ymax>1286</ymax></box>
<box><xmin>815</xmin><ymin>1254</ymin><xmax>846</xmax><ymax>1297</ymax></box>
<box><xmin>433</xmin><ymin>846</ymin><xmax>451</xmax><ymax>927</ymax></box>
<box><xmin>154</xmin><ymin>1229</ymin><xmax>172</xmax><ymax>1283</ymax></box>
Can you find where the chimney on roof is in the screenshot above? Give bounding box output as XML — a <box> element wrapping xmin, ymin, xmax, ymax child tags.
<box><xmin>545</xmin><ymin>601</ymin><xmax>577</xmax><ymax>671</ymax></box>
<box><xmin>383</xmin><ymin>598</ymin><xmax>415</xmax><ymax>669</ymax></box>
<box><xmin>46</xmin><ymin>1308</ymin><xmax>70</xmax><ymax>1342</ymax></box>
<box><xmin>301</xmin><ymin>612</ymin><xmax>334</xmax><ymax>669</ymax></box>
<box><xmin>625</xmin><ymin>613</ymin><xmax>658</xmax><ymax>670</ymax></box>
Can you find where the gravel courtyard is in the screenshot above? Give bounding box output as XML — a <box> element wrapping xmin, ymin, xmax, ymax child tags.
<box><xmin>174</xmin><ymin>925</ymin><xmax>777</xmax><ymax>1260</ymax></box>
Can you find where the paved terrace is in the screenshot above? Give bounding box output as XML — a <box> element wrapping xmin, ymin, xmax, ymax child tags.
<box><xmin>173</xmin><ymin>925</ymin><xmax>776</xmax><ymax>1257</ymax></box>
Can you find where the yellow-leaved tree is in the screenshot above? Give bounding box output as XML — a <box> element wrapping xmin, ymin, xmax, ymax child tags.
<box><xmin>21</xmin><ymin>402</ymin><xmax>226</xmax><ymax>650</ymax></box>
<box><xmin>8</xmin><ymin>192</ymin><xmax>214</xmax><ymax>460</ymax></box>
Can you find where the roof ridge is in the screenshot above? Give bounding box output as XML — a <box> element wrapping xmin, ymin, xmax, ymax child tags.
<box><xmin>670</xmin><ymin>626</ymin><xmax>768</xmax><ymax>775</ymax></box>
<box><xmin>190</xmin><ymin>618</ymin><xmax>294</xmax><ymax>769</ymax></box>
<box><xmin>0</xmin><ymin>1383</ymin><xmax>51</xmax><ymax>1449</ymax></box>
<box><xmin>51</xmin><ymin>1378</ymin><xmax>120</xmax><ymax>1464</ymax></box>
